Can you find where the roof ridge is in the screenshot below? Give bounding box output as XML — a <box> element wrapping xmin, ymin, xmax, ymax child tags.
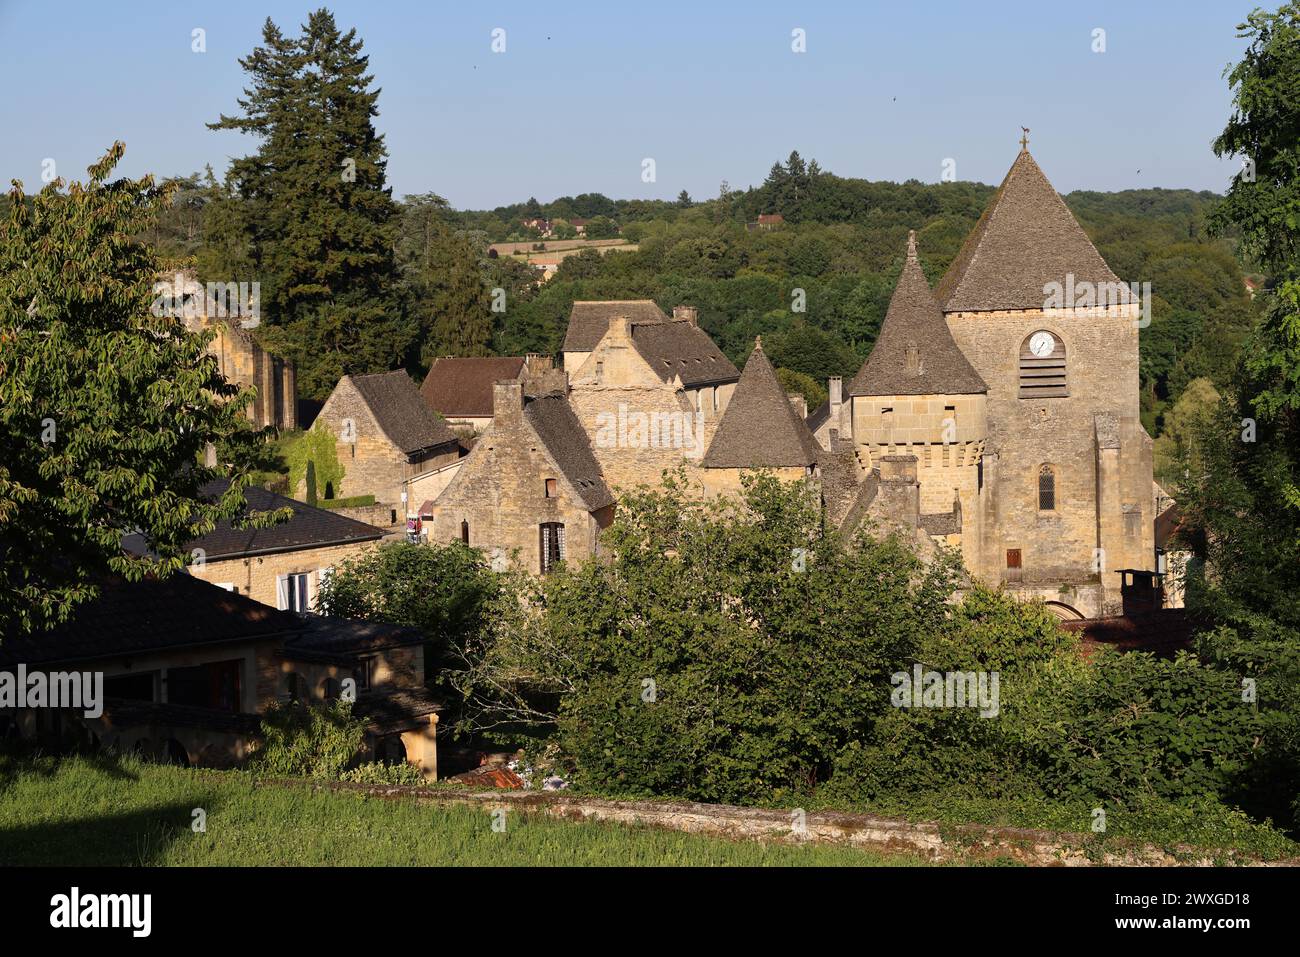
<box><xmin>935</xmin><ymin>147</ymin><xmax>1128</xmax><ymax>313</ymax></box>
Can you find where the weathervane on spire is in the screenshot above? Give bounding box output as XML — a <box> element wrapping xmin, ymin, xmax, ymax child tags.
<box><xmin>1020</xmin><ymin>127</ymin><xmax>1030</xmax><ymax>150</ymax></box>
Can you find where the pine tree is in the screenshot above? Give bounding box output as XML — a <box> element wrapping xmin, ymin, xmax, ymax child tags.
<box><xmin>395</xmin><ymin>193</ymin><xmax>491</xmax><ymax>364</ymax></box>
<box><xmin>0</xmin><ymin>143</ymin><xmax>281</xmax><ymax>637</ymax></box>
<box><xmin>206</xmin><ymin>9</ymin><xmax>412</xmax><ymax>398</ymax></box>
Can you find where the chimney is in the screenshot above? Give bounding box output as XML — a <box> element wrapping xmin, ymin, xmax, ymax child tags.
<box><xmin>608</xmin><ymin>315</ymin><xmax>631</xmax><ymax>341</ymax></box>
<box><xmin>672</xmin><ymin>305</ymin><xmax>699</xmax><ymax>326</ymax></box>
<box><xmin>828</xmin><ymin>376</ymin><xmax>843</xmax><ymax>415</ymax></box>
<box><xmin>787</xmin><ymin>392</ymin><xmax>807</xmax><ymax>420</ymax></box>
<box><xmin>493</xmin><ymin>379</ymin><xmax>524</xmax><ymax>421</ymax></box>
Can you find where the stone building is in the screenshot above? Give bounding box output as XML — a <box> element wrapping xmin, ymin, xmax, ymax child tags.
<box><xmin>0</xmin><ymin>573</ymin><xmax>442</xmax><ymax>777</ymax></box>
<box><xmin>427</xmin><ymin>380</ymin><xmax>616</xmax><ymax>575</ymax></box>
<box><xmin>815</xmin><ymin>146</ymin><xmax>1156</xmax><ymax>618</ymax></box>
<box><xmin>561</xmin><ymin>299</ymin><xmax>670</xmax><ymax>372</ymax></box>
<box><xmin>420</xmin><ymin>355</ymin><xmax>528</xmax><ymax>433</ymax></box>
<box><xmin>312</xmin><ymin>370</ymin><xmax>463</xmax><ymax>516</ymax></box>
<box><xmin>565</xmin><ymin>305</ymin><xmax>740</xmax><ymax>492</ymax></box>
<box><xmin>168</xmin><ymin>270</ymin><xmax>297</xmax><ymax>431</ymax></box>
<box><xmin>172</xmin><ymin>481</ymin><xmax>387</xmax><ymax>612</ymax></box>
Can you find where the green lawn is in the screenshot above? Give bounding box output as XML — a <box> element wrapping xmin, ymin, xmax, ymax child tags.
<box><xmin>0</xmin><ymin>754</ymin><xmax>950</xmax><ymax>867</ymax></box>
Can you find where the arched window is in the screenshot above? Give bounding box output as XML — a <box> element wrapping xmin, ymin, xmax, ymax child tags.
<box><xmin>1020</xmin><ymin>331</ymin><xmax>1067</xmax><ymax>398</ymax></box>
<box><xmin>461</xmin><ymin>520</ymin><xmax>470</xmax><ymax>544</ymax></box>
<box><xmin>1038</xmin><ymin>464</ymin><xmax>1056</xmax><ymax>511</ymax></box>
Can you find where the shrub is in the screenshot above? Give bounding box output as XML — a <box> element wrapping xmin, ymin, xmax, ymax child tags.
<box><xmin>341</xmin><ymin>761</ymin><xmax>427</xmax><ymax>787</ymax></box>
<box><xmin>251</xmin><ymin>701</ymin><xmax>367</xmax><ymax>779</ymax></box>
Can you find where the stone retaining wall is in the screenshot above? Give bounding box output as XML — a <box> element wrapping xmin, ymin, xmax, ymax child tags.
<box><xmin>255</xmin><ymin>777</ymin><xmax>1292</xmax><ymax>867</ymax></box>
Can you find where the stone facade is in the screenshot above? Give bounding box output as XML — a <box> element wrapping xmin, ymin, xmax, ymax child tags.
<box><xmin>189</xmin><ymin>539</ymin><xmax>381</xmax><ymax>611</ymax></box>
<box><xmin>428</xmin><ymin>381</ymin><xmax>614</xmax><ymax>575</ymax></box>
<box><xmin>568</xmin><ymin>316</ymin><xmax>710</xmax><ymax>492</ymax></box>
<box><xmin>186</xmin><ymin>313</ymin><xmax>297</xmax><ymax>431</ymax></box>
<box><xmin>943</xmin><ymin>303</ymin><xmax>1153</xmax><ymax>616</ymax></box>
<box><xmin>312</xmin><ymin>375</ymin><xmax>461</xmax><ymax>513</ymax></box>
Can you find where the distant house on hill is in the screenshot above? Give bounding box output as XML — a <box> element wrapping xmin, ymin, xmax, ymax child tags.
<box><xmin>746</xmin><ymin>213</ymin><xmax>785</xmax><ymax>232</ymax></box>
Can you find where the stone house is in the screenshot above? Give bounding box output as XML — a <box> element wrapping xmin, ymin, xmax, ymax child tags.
<box><xmin>0</xmin><ymin>573</ymin><xmax>442</xmax><ymax>777</ymax></box>
<box><xmin>312</xmin><ymin>370</ymin><xmax>463</xmax><ymax>517</ymax></box>
<box><xmin>171</xmin><ymin>480</ymin><xmax>386</xmax><ymax>612</ymax></box>
<box><xmin>166</xmin><ymin>269</ymin><xmax>297</xmax><ymax>431</ymax></box>
<box><xmin>428</xmin><ymin>380</ymin><xmax>615</xmax><ymax>575</ymax></box>
<box><xmin>561</xmin><ymin>299</ymin><xmax>670</xmax><ymax>372</ymax></box>
<box><xmin>565</xmin><ymin>305</ymin><xmax>740</xmax><ymax>492</ymax></box>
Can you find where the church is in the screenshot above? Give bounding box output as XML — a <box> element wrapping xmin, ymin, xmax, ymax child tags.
<box><xmin>425</xmin><ymin>144</ymin><xmax>1157</xmax><ymax>617</ymax></box>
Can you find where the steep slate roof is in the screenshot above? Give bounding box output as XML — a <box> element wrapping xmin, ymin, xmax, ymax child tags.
<box><xmin>849</xmin><ymin>232</ymin><xmax>987</xmax><ymax>397</ymax></box>
<box><xmin>702</xmin><ymin>339</ymin><xmax>823</xmax><ymax>469</ymax></box>
<box><xmin>806</xmin><ymin>399</ymin><xmax>832</xmax><ymax>434</ymax></box>
<box><xmin>523</xmin><ymin>393</ymin><xmax>616</xmax><ymax>511</ymax></box>
<box><xmin>562</xmin><ymin>300</ymin><xmax>668</xmax><ymax>353</ymax></box>
<box><xmin>631</xmin><ymin>321</ymin><xmax>740</xmax><ymax>387</ymax></box>
<box><xmin>0</xmin><ymin>573</ymin><xmax>302</xmax><ymax>667</ymax></box>
<box><xmin>178</xmin><ymin>480</ymin><xmax>385</xmax><ymax>561</ymax></box>
<box><xmin>420</xmin><ymin>357</ymin><xmax>527</xmax><ymax>418</ymax></box>
<box><xmin>350</xmin><ymin>370</ymin><xmax>458</xmax><ymax>455</ymax></box>
<box><xmin>935</xmin><ymin>147</ymin><xmax>1131</xmax><ymax>313</ymax></box>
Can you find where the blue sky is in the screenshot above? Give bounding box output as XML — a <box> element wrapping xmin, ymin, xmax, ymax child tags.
<box><xmin>0</xmin><ymin>0</ymin><xmax>1261</xmax><ymax>208</ymax></box>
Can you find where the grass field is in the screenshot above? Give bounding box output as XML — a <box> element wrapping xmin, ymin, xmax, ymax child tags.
<box><xmin>0</xmin><ymin>754</ymin><xmax>952</xmax><ymax>867</ymax></box>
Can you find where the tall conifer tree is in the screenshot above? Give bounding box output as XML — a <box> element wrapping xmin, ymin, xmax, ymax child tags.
<box><xmin>206</xmin><ymin>9</ymin><xmax>411</xmax><ymax>397</ymax></box>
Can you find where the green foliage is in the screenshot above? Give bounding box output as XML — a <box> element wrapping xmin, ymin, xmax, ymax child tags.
<box><xmin>304</xmin><ymin>459</ymin><xmax>318</xmax><ymax>507</ymax></box>
<box><xmin>251</xmin><ymin>701</ymin><xmax>367</xmax><ymax>779</ymax></box>
<box><xmin>775</xmin><ymin>368</ymin><xmax>827</xmax><ymax>411</ymax></box>
<box><xmin>284</xmin><ymin>422</ymin><xmax>344</xmax><ymax>503</ymax></box>
<box><xmin>0</xmin><ymin>143</ymin><xmax>274</xmax><ymax>637</ymax></box>
<box><xmin>316</xmin><ymin>541</ymin><xmax>500</xmax><ymax>693</ymax></box>
<box><xmin>320</xmin><ymin>494</ymin><xmax>375</xmax><ymax>509</ymax></box>
<box><xmin>341</xmin><ymin>761</ymin><xmax>427</xmax><ymax>786</ymax></box>
<box><xmin>462</xmin><ymin>473</ymin><xmax>958</xmax><ymax>804</ymax></box>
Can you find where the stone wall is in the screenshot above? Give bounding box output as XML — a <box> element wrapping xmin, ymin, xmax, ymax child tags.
<box><xmin>568</xmin><ymin>318</ymin><xmax>705</xmax><ymax>493</ymax></box>
<box><xmin>945</xmin><ymin>304</ymin><xmax>1154</xmax><ymax>615</ymax></box>
<box><xmin>191</xmin><ymin>539</ymin><xmax>380</xmax><ymax>611</ymax></box>
<box><xmin>428</xmin><ymin>382</ymin><xmax>607</xmax><ymax>575</ymax></box>
<box><xmin>313</xmin><ymin>377</ymin><xmax>459</xmax><ymax>510</ymax></box>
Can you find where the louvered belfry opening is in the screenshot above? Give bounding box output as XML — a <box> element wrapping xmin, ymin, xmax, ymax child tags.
<box><xmin>1019</xmin><ymin>334</ymin><xmax>1067</xmax><ymax>398</ymax></box>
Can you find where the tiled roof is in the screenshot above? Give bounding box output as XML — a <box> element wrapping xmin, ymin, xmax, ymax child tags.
<box><xmin>523</xmin><ymin>393</ymin><xmax>616</xmax><ymax>511</ymax></box>
<box><xmin>350</xmin><ymin>370</ymin><xmax>459</xmax><ymax>455</ymax></box>
<box><xmin>420</xmin><ymin>357</ymin><xmax>527</xmax><ymax>418</ymax></box>
<box><xmin>562</xmin><ymin>300</ymin><xmax>667</xmax><ymax>353</ymax></box>
<box><xmin>805</xmin><ymin>399</ymin><xmax>832</xmax><ymax>435</ymax></box>
<box><xmin>631</xmin><ymin>321</ymin><xmax>740</xmax><ymax>387</ymax></box>
<box><xmin>702</xmin><ymin>340</ymin><xmax>823</xmax><ymax>469</ymax></box>
<box><xmin>936</xmin><ymin>148</ymin><xmax>1131</xmax><ymax>313</ymax></box>
<box><xmin>1061</xmin><ymin>610</ymin><xmax>1193</xmax><ymax>658</ymax></box>
<box><xmin>282</xmin><ymin>615</ymin><xmax>427</xmax><ymax>665</ymax></box>
<box><xmin>353</xmin><ymin>687</ymin><xmax>444</xmax><ymax>735</ymax></box>
<box><xmin>173</xmin><ymin>480</ymin><xmax>385</xmax><ymax>561</ymax></box>
<box><xmin>849</xmin><ymin>232</ymin><xmax>986</xmax><ymax>397</ymax></box>
<box><xmin>0</xmin><ymin>572</ymin><xmax>301</xmax><ymax>667</ymax></box>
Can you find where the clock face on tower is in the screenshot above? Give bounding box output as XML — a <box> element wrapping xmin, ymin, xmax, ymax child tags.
<box><xmin>1028</xmin><ymin>331</ymin><xmax>1057</xmax><ymax>358</ymax></box>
